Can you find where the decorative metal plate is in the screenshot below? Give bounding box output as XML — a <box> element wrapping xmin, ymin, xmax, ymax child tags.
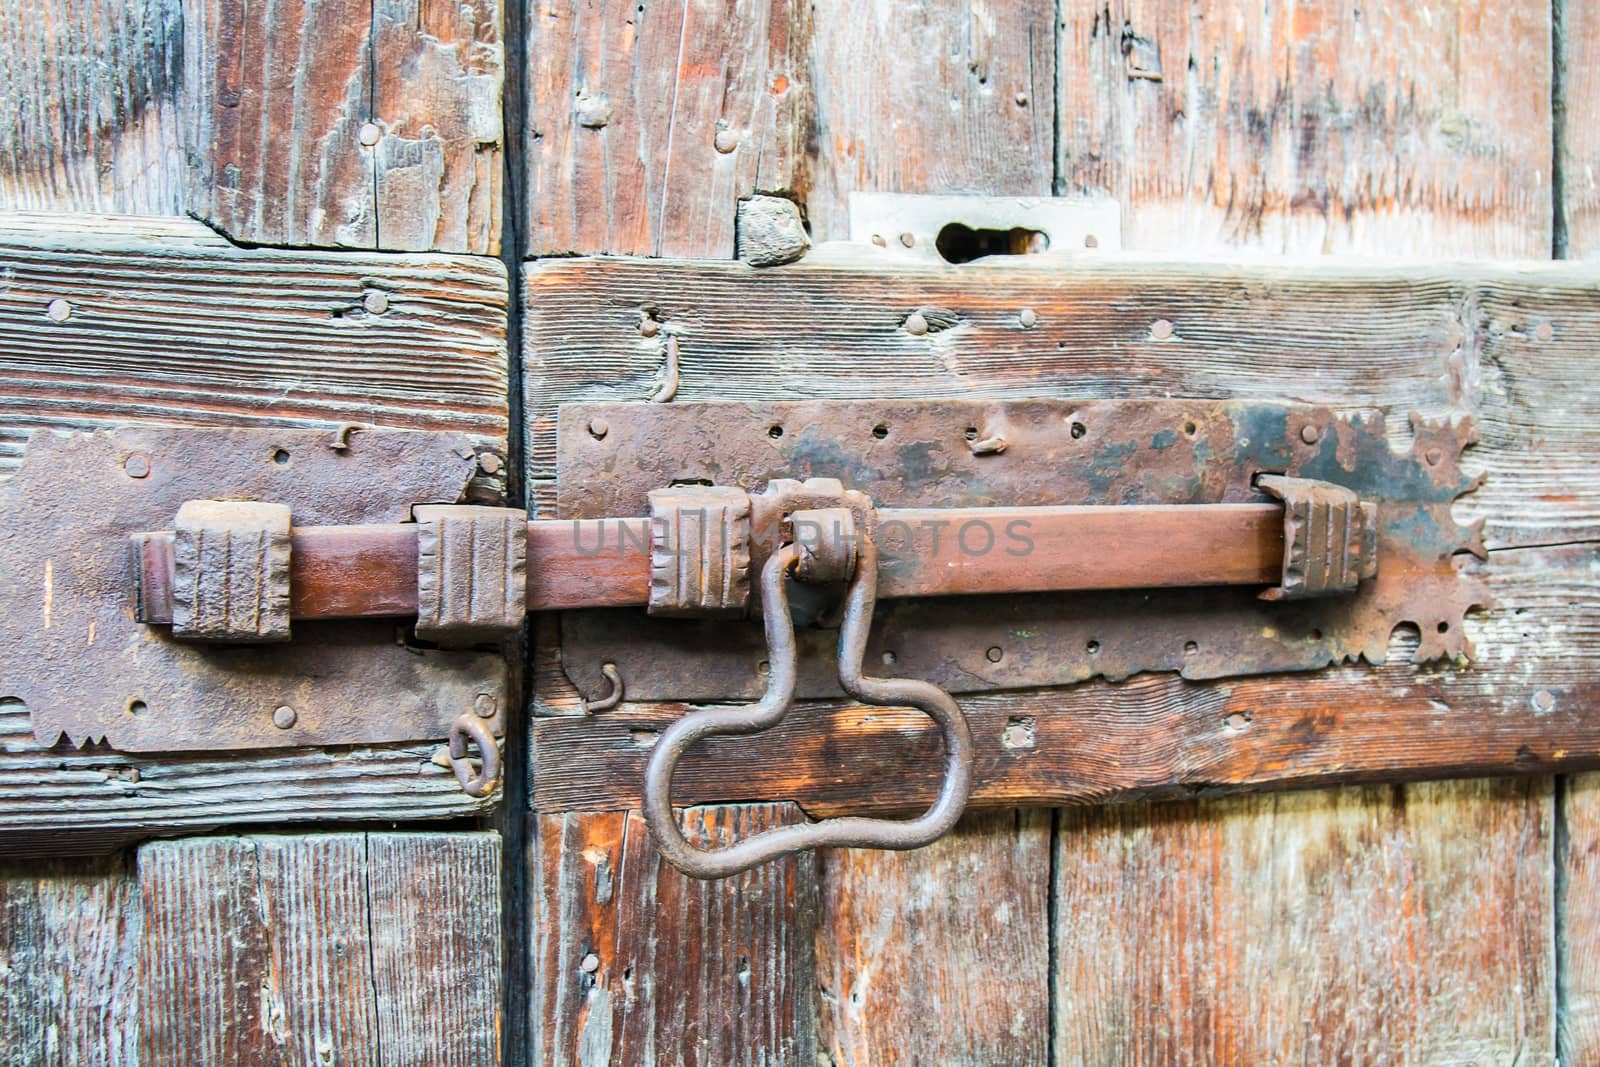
<box><xmin>0</xmin><ymin>427</ymin><xmax>507</xmax><ymax>752</ymax></box>
<box><xmin>556</xmin><ymin>399</ymin><xmax>1487</xmax><ymax>703</ymax></box>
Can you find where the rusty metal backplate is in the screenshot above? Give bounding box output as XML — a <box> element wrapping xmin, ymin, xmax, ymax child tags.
<box><xmin>0</xmin><ymin>427</ymin><xmax>507</xmax><ymax>752</ymax></box>
<box><xmin>556</xmin><ymin>399</ymin><xmax>1487</xmax><ymax>703</ymax></box>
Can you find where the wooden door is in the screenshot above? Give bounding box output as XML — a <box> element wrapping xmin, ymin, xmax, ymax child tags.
<box><xmin>4</xmin><ymin>1</ymin><xmax>1600</xmax><ymax>1064</ymax></box>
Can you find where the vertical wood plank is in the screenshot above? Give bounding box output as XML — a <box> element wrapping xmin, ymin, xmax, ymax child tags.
<box><xmin>373</xmin><ymin>0</ymin><xmax>505</xmax><ymax>255</ymax></box>
<box><xmin>816</xmin><ymin>810</ymin><xmax>1051</xmax><ymax>1067</ymax></box>
<box><xmin>0</xmin><ymin>0</ymin><xmax>185</xmax><ymax>215</ymax></box>
<box><xmin>1562</xmin><ymin>773</ymin><xmax>1600</xmax><ymax>1060</ymax></box>
<box><xmin>524</xmin><ymin>0</ymin><xmax>807</xmax><ymax>258</ymax></box>
<box><xmin>183</xmin><ymin>0</ymin><xmax>376</xmax><ymax>248</ymax></box>
<box><xmin>532</xmin><ymin>806</ymin><xmax>816</xmax><ymax>1066</ymax></box>
<box><xmin>804</xmin><ymin>0</ymin><xmax>1056</xmax><ymax>241</ymax></box>
<box><xmin>1059</xmin><ymin>0</ymin><xmax>1555</xmax><ymax>257</ymax></box>
<box><xmin>368</xmin><ymin>834</ymin><xmax>505</xmax><ymax>1065</ymax></box>
<box><xmin>1562</xmin><ymin>0</ymin><xmax>1600</xmax><ymax>255</ymax></box>
<box><xmin>138</xmin><ymin>833</ymin><xmax>501</xmax><ymax>1066</ymax></box>
<box><xmin>0</xmin><ymin>856</ymin><xmax>141</xmax><ymax>1066</ymax></box>
<box><xmin>1056</xmin><ymin>781</ymin><xmax>1554</xmax><ymax>1064</ymax></box>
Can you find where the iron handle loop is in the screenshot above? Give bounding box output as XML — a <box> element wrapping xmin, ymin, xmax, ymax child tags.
<box><xmin>642</xmin><ymin>539</ymin><xmax>975</xmax><ymax>879</ymax></box>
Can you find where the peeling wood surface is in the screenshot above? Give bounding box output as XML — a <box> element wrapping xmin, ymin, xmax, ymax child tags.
<box><xmin>531</xmin><ymin>805</ymin><xmax>816</xmax><ymax>1066</ymax></box>
<box><xmin>137</xmin><ymin>833</ymin><xmax>501</xmax><ymax>1066</ymax></box>
<box><xmin>1060</xmin><ymin>0</ymin><xmax>1555</xmax><ymax>258</ymax></box>
<box><xmin>816</xmin><ymin>810</ymin><xmax>1051</xmax><ymax>1066</ymax></box>
<box><xmin>184</xmin><ymin>0</ymin><xmax>502</xmax><ymax>253</ymax></box>
<box><xmin>0</xmin><ymin>211</ymin><xmax>508</xmax><ymax>834</ymax></box>
<box><xmin>524</xmin><ymin>0</ymin><xmax>807</xmax><ymax>258</ymax></box>
<box><xmin>0</xmin><ymin>0</ymin><xmax>184</xmax><ymax>215</ymax></box>
<box><xmin>0</xmin><ymin>855</ymin><xmax>141</xmax><ymax>1065</ymax></box>
<box><xmin>1056</xmin><ymin>780</ymin><xmax>1554</xmax><ymax>1064</ymax></box>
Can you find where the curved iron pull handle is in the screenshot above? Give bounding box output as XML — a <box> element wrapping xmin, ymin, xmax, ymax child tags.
<box><xmin>642</xmin><ymin>539</ymin><xmax>974</xmax><ymax>879</ymax></box>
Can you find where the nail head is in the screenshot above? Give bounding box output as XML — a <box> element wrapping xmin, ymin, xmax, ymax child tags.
<box><xmin>474</xmin><ymin>693</ymin><xmax>498</xmax><ymax>718</ymax></box>
<box><xmin>359</xmin><ymin>122</ymin><xmax>382</xmax><ymax>147</ymax></box>
<box><xmin>363</xmin><ymin>290</ymin><xmax>390</xmax><ymax>315</ymax></box>
<box><xmin>46</xmin><ymin>298</ymin><xmax>71</xmax><ymax>322</ymax></box>
<box><xmin>272</xmin><ymin>705</ymin><xmax>297</xmax><ymax>729</ymax></box>
<box><xmin>588</xmin><ymin>417</ymin><xmax>609</xmax><ymax>439</ymax></box>
<box><xmin>904</xmin><ymin>311</ymin><xmax>929</xmax><ymax>336</ymax></box>
<box><xmin>1300</xmin><ymin>424</ymin><xmax>1320</xmax><ymax>445</ymax></box>
<box><xmin>1018</xmin><ymin>307</ymin><xmax>1038</xmax><ymax>328</ymax></box>
<box><xmin>1151</xmin><ymin>318</ymin><xmax>1175</xmax><ymax>340</ymax></box>
<box><xmin>123</xmin><ymin>453</ymin><xmax>151</xmax><ymax>479</ymax></box>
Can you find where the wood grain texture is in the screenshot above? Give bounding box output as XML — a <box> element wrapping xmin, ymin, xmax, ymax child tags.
<box><xmin>0</xmin><ymin>212</ymin><xmax>507</xmax><ymax>834</ymax></box>
<box><xmin>0</xmin><ymin>855</ymin><xmax>141</xmax><ymax>1066</ymax></box>
<box><xmin>533</xmin><ymin>546</ymin><xmax>1600</xmax><ymax>812</ymax></box>
<box><xmin>1561</xmin><ymin>0</ymin><xmax>1600</xmax><ymax>256</ymax></box>
<box><xmin>1561</xmin><ymin>772</ymin><xmax>1600</xmax><ymax>1062</ymax></box>
<box><xmin>138</xmin><ymin>833</ymin><xmax>501</xmax><ymax>1067</ymax></box>
<box><xmin>815</xmin><ymin>809</ymin><xmax>1051</xmax><ymax>1066</ymax></box>
<box><xmin>373</xmin><ymin>0</ymin><xmax>504</xmax><ymax>254</ymax></box>
<box><xmin>531</xmin><ymin>805</ymin><xmax>817</xmax><ymax>1066</ymax></box>
<box><xmin>185</xmin><ymin>0</ymin><xmax>502</xmax><ymax>253</ymax></box>
<box><xmin>524</xmin><ymin>0</ymin><xmax>807</xmax><ymax>258</ymax></box>
<box><xmin>1056</xmin><ymin>779</ymin><xmax>1554</xmax><ymax>1064</ymax></box>
<box><xmin>804</xmin><ymin>0</ymin><xmax>1055</xmax><ymax>241</ymax></box>
<box><xmin>1060</xmin><ymin>0</ymin><xmax>1554</xmax><ymax>257</ymax></box>
<box><xmin>0</xmin><ymin>0</ymin><xmax>184</xmax><ymax>215</ymax></box>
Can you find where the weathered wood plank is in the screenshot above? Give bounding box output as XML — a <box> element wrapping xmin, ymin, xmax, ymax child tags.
<box><xmin>524</xmin><ymin>0</ymin><xmax>807</xmax><ymax>258</ymax></box>
<box><xmin>804</xmin><ymin>0</ymin><xmax>1055</xmax><ymax>241</ymax></box>
<box><xmin>533</xmin><ymin>546</ymin><xmax>1599</xmax><ymax>812</ymax></box>
<box><xmin>0</xmin><ymin>855</ymin><xmax>140</xmax><ymax>1066</ymax></box>
<box><xmin>1561</xmin><ymin>772</ymin><xmax>1600</xmax><ymax>1061</ymax></box>
<box><xmin>138</xmin><ymin>833</ymin><xmax>501</xmax><ymax>1067</ymax></box>
<box><xmin>185</xmin><ymin>0</ymin><xmax>502</xmax><ymax>253</ymax></box>
<box><xmin>522</xmin><ymin>254</ymin><xmax>1599</xmax><ymax>550</ymax></box>
<box><xmin>1561</xmin><ymin>0</ymin><xmax>1600</xmax><ymax>256</ymax></box>
<box><xmin>1056</xmin><ymin>779</ymin><xmax>1554</xmax><ymax>1063</ymax></box>
<box><xmin>530</xmin><ymin>806</ymin><xmax>816</xmax><ymax>1066</ymax></box>
<box><xmin>0</xmin><ymin>0</ymin><xmax>184</xmax><ymax>215</ymax></box>
<box><xmin>373</xmin><ymin>0</ymin><xmax>504</xmax><ymax>255</ymax></box>
<box><xmin>0</xmin><ymin>212</ymin><xmax>507</xmax><ymax>833</ymax></box>
<box><xmin>815</xmin><ymin>809</ymin><xmax>1051</xmax><ymax>1066</ymax></box>
<box><xmin>1060</xmin><ymin>0</ymin><xmax>1555</xmax><ymax>258</ymax></box>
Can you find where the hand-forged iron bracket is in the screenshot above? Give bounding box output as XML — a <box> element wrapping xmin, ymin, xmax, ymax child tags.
<box><xmin>643</xmin><ymin>540</ymin><xmax>973</xmax><ymax>878</ymax></box>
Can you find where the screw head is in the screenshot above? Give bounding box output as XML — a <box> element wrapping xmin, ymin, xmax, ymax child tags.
<box><xmin>474</xmin><ymin>693</ymin><xmax>498</xmax><ymax>719</ymax></box>
<box><xmin>587</xmin><ymin>417</ymin><xmax>609</xmax><ymax>440</ymax></box>
<box><xmin>985</xmin><ymin>646</ymin><xmax>1004</xmax><ymax>663</ymax></box>
<box><xmin>123</xmin><ymin>453</ymin><xmax>151</xmax><ymax>479</ymax></box>
<box><xmin>904</xmin><ymin>311</ymin><xmax>929</xmax><ymax>336</ymax></box>
<box><xmin>1300</xmin><ymin>424</ymin><xmax>1320</xmax><ymax>445</ymax></box>
<box><xmin>359</xmin><ymin>122</ymin><xmax>382</xmax><ymax>147</ymax></box>
<box><xmin>46</xmin><ymin>298</ymin><xmax>71</xmax><ymax>322</ymax></box>
<box><xmin>272</xmin><ymin>705</ymin><xmax>297</xmax><ymax>729</ymax></box>
<box><xmin>1018</xmin><ymin>307</ymin><xmax>1038</xmax><ymax>328</ymax></box>
<box><xmin>363</xmin><ymin>290</ymin><xmax>390</xmax><ymax>315</ymax></box>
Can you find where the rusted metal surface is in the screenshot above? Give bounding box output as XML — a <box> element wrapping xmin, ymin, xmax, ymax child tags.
<box><xmin>646</xmin><ymin>485</ymin><xmax>751</xmax><ymax>615</ymax></box>
<box><xmin>169</xmin><ymin>500</ymin><xmax>293</xmax><ymax>642</ymax></box>
<box><xmin>1256</xmin><ymin>475</ymin><xmax>1378</xmax><ymax>600</ymax></box>
<box><xmin>0</xmin><ymin>427</ymin><xmax>506</xmax><ymax>752</ymax></box>
<box><xmin>557</xmin><ymin>400</ymin><xmax>1486</xmax><ymax>703</ymax></box>
<box><xmin>643</xmin><ymin>541</ymin><xmax>973</xmax><ymax>879</ymax></box>
<box><xmin>414</xmin><ymin>504</ymin><xmax>528</xmax><ymax>646</ymax></box>
<box><xmin>448</xmin><ymin>713</ymin><xmax>501</xmax><ymax>797</ymax></box>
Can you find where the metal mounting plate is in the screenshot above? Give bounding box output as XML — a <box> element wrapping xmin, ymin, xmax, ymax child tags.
<box><xmin>556</xmin><ymin>399</ymin><xmax>1487</xmax><ymax>703</ymax></box>
<box><xmin>0</xmin><ymin>427</ymin><xmax>507</xmax><ymax>752</ymax></box>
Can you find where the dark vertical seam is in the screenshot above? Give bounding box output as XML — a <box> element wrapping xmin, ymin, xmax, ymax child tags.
<box><xmin>1551</xmin><ymin>7</ymin><xmax>1569</xmax><ymax>1060</ymax></box>
<box><xmin>1553</xmin><ymin>0</ymin><xmax>1569</xmax><ymax>258</ymax></box>
<box><xmin>499</xmin><ymin>0</ymin><xmax>532</xmax><ymax>1058</ymax></box>
<box><xmin>362</xmin><ymin>833</ymin><xmax>386</xmax><ymax>1067</ymax></box>
<box><xmin>1047</xmin><ymin>806</ymin><xmax>1061</xmax><ymax>1067</ymax></box>
<box><xmin>1052</xmin><ymin>0</ymin><xmax>1064</xmax><ymax>196</ymax></box>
